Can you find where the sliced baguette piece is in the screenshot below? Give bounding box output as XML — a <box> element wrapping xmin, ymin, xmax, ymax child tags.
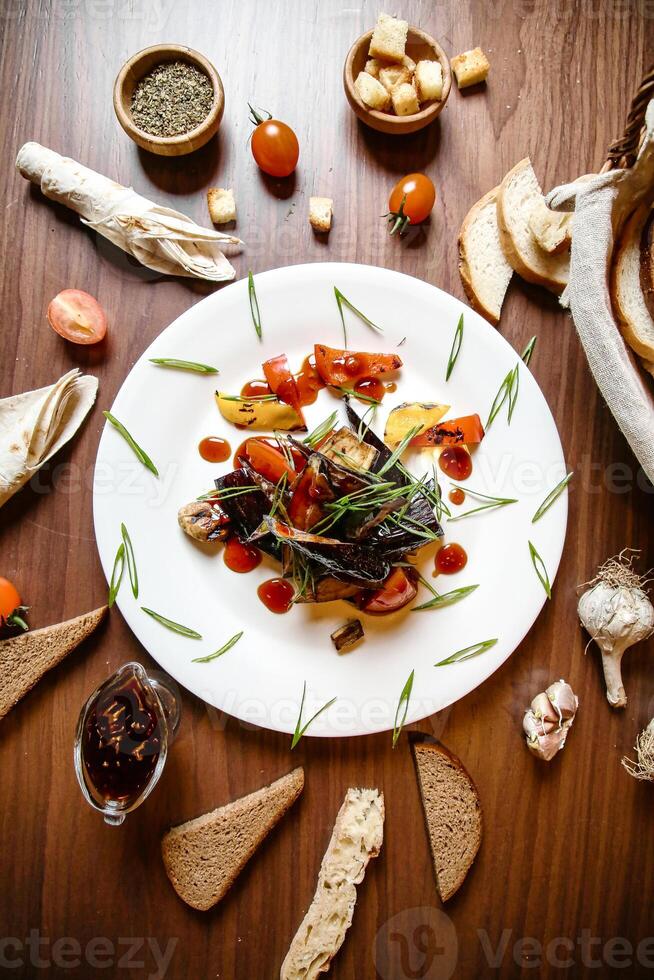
<box><xmin>0</xmin><ymin>606</ymin><xmax>107</xmax><ymax>721</ymax></box>
<box><xmin>497</xmin><ymin>158</ymin><xmax>569</xmax><ymax>294</ymax></box>
<box><xmin>458</xmin><ymin>186</ymin><xmax>513</xmax><ymax>325</ymax></box>
<box><xmin>611</xmin><ymin>204</ymin><xmax>654</xmax><ymax>361</ymax></box>
<box><xmin>412</xmin><ymin>740</ymin><xmax>482</xmax><ymax>902</ymax></box>
<box><xmin>640</xmin><ymin>208</ymin><xmax>654</xmax><ymax>321</ymax></box>
<box><xmin>162</xmin><ymin>768</ymin><xmax>304</xmax><ymax>911</ymax></box>
<box><xmin>280</xmin><ymin>788</ymin><xmax>384</xmax><ymax>980</ymax></box>
<box><xmin>528</xmin><ymin>201</ymin><xmax>572</xmax><ymax>255</ymax></box>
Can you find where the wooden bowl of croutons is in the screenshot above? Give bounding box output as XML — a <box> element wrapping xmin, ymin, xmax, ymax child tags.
<box><xmin>344</xmin><ymin>19</ymin><xmax>451</xmax><ymax>135</ymax></box>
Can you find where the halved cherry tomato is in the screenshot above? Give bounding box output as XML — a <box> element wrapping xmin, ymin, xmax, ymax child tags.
<box><xmin>47</xmin><ymin>289</ymin><xmax>107</xmax><ymax>345</ymax></box>
<box><xmin>263</xmin><ymin>354</ymin><xmax>303</xmax><ymax>415</ymax></box>
<box><xmin>386</xmin><ymin>173</ymin><xmax>436</xmax><ymax>236</ymax></box>
<box><xmin>0</xmin><ymin>577</ymin><xmax>28</xmax><ymax>631</ymax></box>
<box><xmin>361</xmin><ymin>567</ymin><xmax>417</xmax><ymax>615</ymax></box>
<box><xmin>249</xmin><ymin>105</ymin><xmax>299</xmax><ymax>178</ymax></box>
<box><xmin>314</xmin><ymin>345</ymin><xmax>402</xmax><ymax>387</ymax></box>
<box><xmin>288</xmin><ymin>460</ymin><xmax>334</xmax><ymax>530</ymax></box>
<box><xmin>244</xmin><ymin>438</ymin><xmax>296</xmax><ymax>485</ymax></box>
<box><xmin>410</xmin><ymin>414</ymin><xmax>485</xmax><ymax>448</ymax></box>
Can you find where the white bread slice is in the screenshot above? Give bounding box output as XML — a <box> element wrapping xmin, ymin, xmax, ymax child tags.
<box><xmin>0</xmin><ymin>606</ymin><xmax>107</xmax><ymax>720</ymax></box>
<box><xmin>162</xmin><ymin>768</ymin><xmax>304</xmax><ymax>911</ymax></box>
<box><xmin>497</xmin><ymin>158</ymin><xmax>570</xmax><ymax>294</ymax></box>
<box><xmin>458</xmin><ymin>186</ymin><xmax>513</xmax><ymax>325</ymax></box>
<box><xmin>280</xmin><ymin>788</ymin><xmax>384</xmax><ymax>980</ymax></box>
<box><xmin>412</xmin><ymin>740</ymin><xmax>482</xmax><ymax>902</ymax></box>
<box><xmin>640</xmin><ymin>208</ymin><xmax>654</xmax><ymax>321</ymax></box>
<box><xmin>528</xmin><ymin>202</ymin><xmax>572</xmax><ymax>255</ymax></box>
<box><xmin>611</xmin><ymin>204</ymin><xmax>654</xmax><ymax>361</ymax></box>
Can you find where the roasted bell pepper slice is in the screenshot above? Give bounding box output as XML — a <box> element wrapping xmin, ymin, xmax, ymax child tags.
<box><xmin>262</xmin><ymin>354</ymin><xmax>303</xmax><ymax>415</ymax></box>
<box><xmin>314</xmin><ymin>344</ymin><xmax>403</xmax><ymax>386</ymax></box>
<box><xmin>361</xmin><ymin>567</ymin><xmax>417</xmax><ymax>615</ymax></box>
<box><xmin>288</xmin><ymin>457</ymin><xmax>334</xmax><ymax>530</ymax></box>
<box><xmin>410</xmin><ymin>414</ymin><xmax>485</xmax><ymax>448</ymax></box>
<box><xmin>244</xmin><ymin>438</ymin><xmax>296</xmax><ymax>485</ymax></box>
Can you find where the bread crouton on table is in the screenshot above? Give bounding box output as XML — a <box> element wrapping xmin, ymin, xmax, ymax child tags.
<box><xmin>451</xmin><ymin>47</ymin><xmax>490</xmax><ymax>89</ymax></box>
<box><xmin>207</xmin><ymin>187</ymin><xmax>236</xmax><ymax>224</ymax></box>
<box><xmin>309</xmin><ymin>197</ymin><xmax>333</xmax><ymax>233</ymax></box>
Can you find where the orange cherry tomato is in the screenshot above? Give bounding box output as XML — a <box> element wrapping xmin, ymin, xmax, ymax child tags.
<box><xmin>245</xmin><ymin>439</ymin><xmax>295</xmax><ymax>485</ymax></box>
<box><xmin>0</xmin><ymin>577</ymin><xmax>28</xmax><ymax>631</ymax></box>
<box><xmin>249</xmin><ymin>105</ymin><xmax>299</xmax><ymax>178</ymax></box>
<box><xmin>47</xmin><ymin>289</ymin><xmax>107</xmax><ymax>345</ymax></box>
<box><xmin>387</xmin><ymin>173</ymin><xmax>436</xmax><ymax>235</ymax></box>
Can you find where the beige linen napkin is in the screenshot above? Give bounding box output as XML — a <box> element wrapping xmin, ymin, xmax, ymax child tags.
<box><xmin>16</xmin><ymin>142</ymin><xmax>242</xmax><ymax>282</ymax></box>
<box><xmin>546</xmin><ymin>100</ymin><xmax>654</xmax><ymax>484</ymax></box>
<box><xmin>0</xmin><ymin>369</ymin><xmax>98</xmax><ymax>508</ymax></box>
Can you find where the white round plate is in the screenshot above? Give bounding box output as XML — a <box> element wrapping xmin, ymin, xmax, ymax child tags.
<box><xmin>93</xmin><ymin>263</ymin><xmax>567</xmax><ymax>738</ymax></box>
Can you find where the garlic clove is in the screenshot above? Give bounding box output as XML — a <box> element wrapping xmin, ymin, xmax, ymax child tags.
<box><xmin>523</xmin><ymin>679</ymin><xmax>578</xmax><ymax>762</ymax></box>
<box><xmin>546</xmin><ymin>679</ymin><xmax>578</xmax><ymax>720</ymax></box>
<box><xmin>526</xmin><ymin>729</ymin><xmax>566</xmax><ymax>762</ymax></box>
<box><xmin>530</xmin><ymin>690</ymin><xmax>559</xmax><ymax>725</ymax></box>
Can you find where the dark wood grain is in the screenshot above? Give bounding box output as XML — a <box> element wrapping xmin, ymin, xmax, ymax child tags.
<box><xmin>1</xmin><ymin>2</ymin><xmax>654</xmax><ymax>978</ymax></box>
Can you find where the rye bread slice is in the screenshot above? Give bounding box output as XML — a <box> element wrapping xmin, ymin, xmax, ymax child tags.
<box><xmin>640</xmin><ymin>208</ymin><xmax>654</xmax><ymax>321</ymax></box>
<box><xmin>458</xmin><ymin>185</ymin><xmax>513</xmax><ymax>326</ymax></box>
<box><xmin>0</xmin><ymin>606</ymin><xmax>107</xmax><ymax>721</ymax></box>
<box><xmin>162</xmin><ymin>767</ymin><xmax>304</xmax><ymax>911</ymax></box>
<box><xmin>412</xmin><ymin>740</ymin><xmax>482</xmax><ymax>902</ymax></box>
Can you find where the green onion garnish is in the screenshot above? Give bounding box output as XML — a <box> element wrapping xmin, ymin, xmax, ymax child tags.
<box><xmin>446</xmin><ymin>485</ymin><xmax>518</xmax><ymax>522</ymax></box>
<box><xmin>333</xmin><ymin>385</ymin><xmax>382</xmax><ymax>406</ymax></box>
<box><xmin>485</xmin><ymin>362</ymin><xmax>520</xmax><ymax>429</ymax></box>
<box><xmin>248</xmin><ymin>270</ymin><xmax>262</xmax><ymax>339</ymax></box>
<box><xmin>334</xmin><ymin>286</ymin><xmax>383</xmax><ymax>348</ymax></box>
<box><xmin>108</xmin><ymin>542</ymin><xmax>125</xmax><ymax>608</ymax></box>
<box><xmin>413</xmin><ymin>584</ymin><xmax>479</xmax><ymax>611</ymax></box>
<box><xmin>192</xmin><ymin>631</ymin><xmax>243</xmax><ymax>663</ymax></box>
<box><xmin>378</xmin><ymin>424</ymin><xmax>422</xmax><ymax>476</ymax></box>
<box><xmin>521</xmin><ymin>336</ymin><xmax>537</xmax><ymax>367</ymax></box>
<box><xmin>532</xmin><ymin>473</ymin><xmax>573</xmax><ymax>523</ymax></box>
<box><xmin>291</xmin><ymin>681</ymin><xmax>336</xmax><ymax>748</ymax></box>
<box><xmin>507</xmin><ymin>363</ymin><xmax>520</xmax><ymax>423</ymax></box>
<box><xmin>528</xmin><ymin>541</ymin><xmax>552</xmax><ymax>598</ymax></box>
<box><xmin>103</xmin><ymin>412</ymin><xmax>159</xmax><ymax>477</ymax></box>
<box><xmin>392</xmin><ymin>669</ymin><xmax>414</xmax><ymax>748</ymax></box>
<box><xmin>445</xmin><ymin>314</ymin><xmax>464</xmax><ymax>382</ymax></box>
<box><xmin>120</xmin><ymin>523</ymin><xmax>138</xmax><ymax>599</ymax></box>
<box><xmin>435</xmin><ymin>638</ymin><xmax>498</xmax><ymax>666</ymax></box>
<box><xmin>141</xmin><ymin>607</ymin><xmax>202</xmax><ymax>638</ymax></box>
<box><xmin>149</xmin><ymin>358</ymin><xmax>218</xmax><ymax>374</ymax></box>
<box><xmin>218</xmin><ymin>392</ymin><xmax>279</xmax><ymax>402</ymax></box>
<box><xmin>304</xmin><ymin>412</ymin><xmax>338</xmax><ymax>448</ymax></box>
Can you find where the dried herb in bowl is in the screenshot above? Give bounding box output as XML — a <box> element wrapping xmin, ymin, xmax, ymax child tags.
<box><xmin>131</xmin><ymin>61</ymin><xmax>214</xmax><ymax>138</ymax></box>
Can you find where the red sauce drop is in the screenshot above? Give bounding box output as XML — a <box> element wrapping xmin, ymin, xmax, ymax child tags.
<box><xmin>448</xmin><ymin>487</ymin><xmax>465</xmax><ymax>506</ymax></box>
<box><xmin>257</xmin><ymin>577</ymin><xmax>295</xmax><ymax>614</ymax></box>
<box><xmin>198</xmin><ymin>436</ymin><xmax>231</xmax><ymax>463</ymax></box>
<box><xmin>435</xmin><ymin>543</ymin><xmax>468</xmax><ymax>575</ymax></box>
<box><xmin>354</xmin><ymin>377</ymin><xmax>386</xmax><ymax>402</ymax></box>
<box><xmin>224</xmin><ymin>537</ymin><xmax>262</xmax><ymax>573</ymax></box>
<box><xmin>439</xmin><ymin>446</ymin><xmax>473</xmax><ymax>481</ymax></box>
<box><xmin>241</xmin><ymin>379</ymin><xmax>272</xmax><ymax>398</ymax></box>
<box><xmin>385</xmin><ymin>381</ymin><xmax>398</xmax><ymax>394</ymax></box>
<box><xmin>295</xmin><ymin>355</ymin><xmax>325</xmax><ymax>407</ymax></box>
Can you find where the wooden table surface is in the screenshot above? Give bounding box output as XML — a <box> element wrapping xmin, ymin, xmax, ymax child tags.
<box><xmin>2</xmin><ymin>2</ymin><xmax>654</xmax><ymax>978</ymax></box>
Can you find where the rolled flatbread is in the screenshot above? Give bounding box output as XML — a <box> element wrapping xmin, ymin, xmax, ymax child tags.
<box><xmin>0</xmin><ymin>369</ymin><xmax>98</xmax><ymax>508</ymax></box>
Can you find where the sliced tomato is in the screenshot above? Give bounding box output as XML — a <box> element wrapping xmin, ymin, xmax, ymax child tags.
<box><xmin>361</xmin><ymin>567</ymin><xmax>417</xmax><ymax>615</ymax></box>
<box><xmin>314</xmin><ymin>345</ymin><xmax>403</xmax><ymax>386</ymax></box>
<box><xmin>410</xmin><ymin>414</ymin><xmax>485</xmax><ymax>448</ymax></box>
<box><xmin>47</xmin><ymin>289</ymin><xmax>107</xmax><ymax>345</ymax></box>
<box><xmin>262</xmin><ymin>354</ymin><xmax>303</xmax><ymax>414</ymax></box>
<box><xmin>244</xmin><ymin>439</ymin><xmax>295</xmax><ymax>484</ymax></box>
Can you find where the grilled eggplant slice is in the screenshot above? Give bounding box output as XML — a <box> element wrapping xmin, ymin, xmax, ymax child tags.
<box><xmin>264</xmin><ymin>518</ymin><xmax>391</xmax><ymax>587</ymax></box>
<box><xmin>331</xmin><ymin>619</ymin><xmax>365</xmax><ymax>652</ymax></box>
<box><xmin>214</xmin><ymin>470</ymin><xmax>281</xmax><ymax>559</ymax></box>
<box><xmin>320</xmin><ymin>427</ymin><xmax>378</xmax><ymax>471</ymax></box>
<box><xmin>345</xmin><ymin>401</ymin><xmax>409</xmax><ymax>486</ymax></box>
<box><xmin>178</xmin><ymin>500</ymin><xmax>230</xmax><ymax>543</ymax></box>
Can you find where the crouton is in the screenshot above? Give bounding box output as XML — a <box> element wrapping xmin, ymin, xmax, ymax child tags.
<box><xmin>369</xmin><ymin>12</ymin><xmax>408</xmax><ymax>62</ymax></box>
<box><xmin>402</xmin><ymin>54</ymin><xmax>417</xmax><ymax>74</ymax></box>
<box><xmin>378</xmin><ymin>64</ymin><xmax>412</xmax><ymax>94</ymax></box>
<box><xmin>354</xmin><ymin>71</ymin><xmax>392</xmax><ymax>111</ymax></box>
<box><xmin>309</xmin><ymin>197</ymin><xmax>333</xmax><ymax>233</ymax></box>
<box><xmin>365</xmin><ymin>58</ymin><xmax>383</xmax><ymax>78</ymax></box>
<box><xmin>207</xmin><ymin>188</ymin><xmax>236</xmax><ymax>224</ymax></box>
<box><xmin>391</xmin><ymin>81</ymin><xmax>419</xmax><ymax>116</ymax></box>
<box><xmin>414</xmin><ymin>60</ymin><xmax>443</xmax><ymax>101</ymax></box>
<box><xmin>451</xmin><ymin>47</ymin><xmax>490</xmax><ymax>89</ymax></box>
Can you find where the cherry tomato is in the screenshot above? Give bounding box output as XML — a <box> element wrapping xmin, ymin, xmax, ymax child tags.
<box><xmin>245</xmin><ymin>439</ymin><xmax>295</xmax><ymax>485</ymax></box>
<box><xmin>47</xmin><ymin>289</ymin><xmax>107</xmax><ymax>345</ymax></box>
<box><xmin>387</xmin><ymin>173</ymin><xmax>436</xmax><ymax>235</ymax></box>
<box><xmin>249</xmin><ymin>105</ymin><xmax>299</xmax><ymax>178</ymax></box>
<box><xmin>362</xmin><ymin>568</ymin><xmax>417</xmax><ymax>615</ymax></box>
<box><xmin>0</xmin><ymin>577</ymin><xmax>28</xmax><ymax>631</ymax></box>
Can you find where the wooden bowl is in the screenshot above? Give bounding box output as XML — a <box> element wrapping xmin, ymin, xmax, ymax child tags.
<box><xmin>113</xmin><ymin>44</ymin><xmax>224</xmax><ymax>156</ymax></box>
<box><xmin>343</xmin><ymin>28</ymin><xmax>451</xmax><ymax>135</ymax></box>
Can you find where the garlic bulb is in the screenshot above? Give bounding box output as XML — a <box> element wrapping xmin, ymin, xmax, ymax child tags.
<box><xmin>577</xmin><ymin>551</ymin><xmax>654</xmax><ymax>709</ymax></box>
<box><xmin>523</xmin><ymin>679</ymin><xmax>578</xmax><ymax>761</ymax></box>
<box><xmin>622</xmin><ymin>719</ymin><xmax>654</xmax><ymax>781</ymax></box>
